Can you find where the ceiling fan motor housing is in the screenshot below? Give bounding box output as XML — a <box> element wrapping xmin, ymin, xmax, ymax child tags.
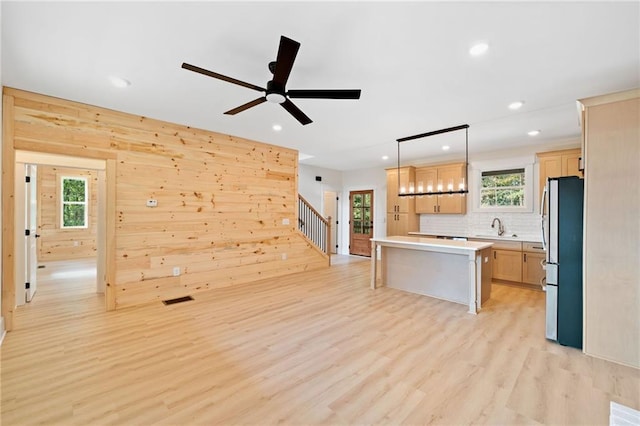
<box><xmin>266</xmin><ymin>80</ymin><xmax>286</xmax><ymax>104</ymax></box>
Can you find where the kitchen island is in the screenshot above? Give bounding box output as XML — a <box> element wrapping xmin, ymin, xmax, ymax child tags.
<box><xmin>370</xmin><ymin>236</ymin><xmax>493</xmax><ymax>314</ymax></box>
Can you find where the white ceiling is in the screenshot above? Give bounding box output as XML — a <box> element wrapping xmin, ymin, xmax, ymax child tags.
<box><xmin>2</xmin><ymin>1</ymin><xmax>639</xmax><ymax>171</ymax></box>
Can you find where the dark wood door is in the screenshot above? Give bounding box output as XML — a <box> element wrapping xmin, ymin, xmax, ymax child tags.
<box><xmin>349</xmin><ymin>190</ymin><xmax>373</xmax><ymax>256</ymax></box>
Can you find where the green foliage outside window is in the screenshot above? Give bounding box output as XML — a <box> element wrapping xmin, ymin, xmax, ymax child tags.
<box><xmin>351</xmin><ymin>192</ymin><xmax>372</xmax><ymax>235</ymax></box>
<box><xmin>61</xmin><ymin>177</ymin><xmax>88</xmax><ymax>228</ymax></box>
<box><xmin>480</xmin><ymin>169</ymin><xmax>525</xmax><ymax>207</ymax></box>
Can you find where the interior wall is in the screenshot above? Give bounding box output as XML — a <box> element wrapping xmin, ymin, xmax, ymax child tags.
<box><xmin>582</xmin><ymin>92</ymin><xmax>639</xmax><ymax>368</ymax></box>
<box><xmin>3</xmin><ymin>88</ymin><xmax>328</xmax><ymax>309</ymax></box>
<box><xmin>37</xmin><ymin>166</ymin><xmax>98</xmax><ymax>261</ymax></box>
<box><xmin>298</xmin><ymin>164</ymin><xmax>343</xmax><ymax>211</ymax></box>
<box><xmin>341</xmin><ymin>167</ymin><xmax>387</xmax><ymax>255</ymax></box>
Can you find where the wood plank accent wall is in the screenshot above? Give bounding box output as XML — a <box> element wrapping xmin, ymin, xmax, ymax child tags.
<box><xmin>3</xmin><ymin>87</ymin><xmax>328</xmax><ymax>311</ymax></box>
<box><xmin>37</xmin><ymin>166</ymin><xmax>98</xmax><ymax>261</ymax></box>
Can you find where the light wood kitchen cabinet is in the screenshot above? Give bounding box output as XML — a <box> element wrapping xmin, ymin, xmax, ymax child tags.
<box><xmin>386</xmin><ymin>167</ymin><xmax>419</xmax><ymax>236</ymax></box>
<box><xmin>537</xmin><ymin>148</ymin><xmax>583</xmax><ymax>208</ymax></box>
<box><xmin>415</xmin><ymin>163</ymin><xmax>466</xmax><ymax>214</ymax></box>
<box><xmin>492</xmin><ymin>249</ymin><xmax>522</xmax><ymax>282</ymax></box>
<box><xmin>467</xmin><ymin>238</ymin><xmax>545</xmax><ymax>287</ymax></box>
<box><xmin>522</xmin><ymin>242</ymin><xmax>546</xmax><ymax>286</ymax></box>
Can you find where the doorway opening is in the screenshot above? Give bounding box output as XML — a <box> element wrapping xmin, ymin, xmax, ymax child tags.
<box><xmin>13</xmin><ymin>151</ymin><xmax>106</xmax><ymax>315</ymax></box>
<box><xmin>349</xmin><ymin>190</ymin><xmax>373</xmax><ymax>257</ymax></box>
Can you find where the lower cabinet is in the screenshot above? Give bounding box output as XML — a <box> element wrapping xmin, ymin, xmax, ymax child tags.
<box><xmin>386</xmin><ymin>212</ymin><xmax>415</xmax><ymax>236</ymax></box>
<box><xmin>492</xmin><ymin>249</ymin><xmax>523</xmax><ymax>282</ymax></box>
<box><xmin>469</xmin><ymin>239</ymin><xmax>545</xmax><ymax>287</ymax></box>
<box><xmin>522</xmin><ymin>243</ymin><xmax>546</xmax><ymax>286</ymax></box>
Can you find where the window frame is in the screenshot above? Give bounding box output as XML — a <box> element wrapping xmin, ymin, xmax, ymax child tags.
<box><xmin>60</xmin><ymin>176</ymin><xmax>89</xmax><ymax>229</ymax></box>
<box><xmin>471</xmin><ymin>157</ymin><xmax>534</xmax><ymax>213</ymax></box>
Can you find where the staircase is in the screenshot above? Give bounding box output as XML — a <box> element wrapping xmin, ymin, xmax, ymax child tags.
<box><xmin>298</xmin><ymin>195</ymin><xmax>332</xmax><ymax>256</ymax></box>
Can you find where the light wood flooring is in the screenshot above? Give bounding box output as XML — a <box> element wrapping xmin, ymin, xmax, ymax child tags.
<box><xmin>1</xmin><ymin>256</ymin><xmax>638</xmax><ymax>425</ymax></box>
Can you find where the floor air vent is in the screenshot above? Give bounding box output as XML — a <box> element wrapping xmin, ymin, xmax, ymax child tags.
<box><xmin>162</xmin><ymin>296</ymin><xmax>194</xmax><ymax>305</ymax></box>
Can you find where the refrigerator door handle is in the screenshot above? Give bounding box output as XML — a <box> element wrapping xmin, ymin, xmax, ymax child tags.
<box><xmin>540</xmin><ymin>184</ymin><xmax>547</xmax><ymax>252</ymax></box>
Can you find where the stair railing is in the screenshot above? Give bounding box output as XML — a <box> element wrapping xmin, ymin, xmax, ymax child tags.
<box><xmin>297</xmin><ymin>194</ymin><xmax>331</xmax><ymax>256</ymax></box>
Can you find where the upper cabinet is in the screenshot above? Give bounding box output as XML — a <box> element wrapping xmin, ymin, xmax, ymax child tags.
<box><xmin>387</xmin><ymin>166</ymin><xmax>415</xmax><ymax>213</ymax></box>
<box><xmin>386</xmin><ymin>167</ymin><xmax>419</xmax><ymax>236</ymax></box>
<box><xmin>537</xmin><ymin>148</ymin><xmax>583</xmax><ymax>207</ymax></box>
<box><xmin>415</xmin><ymin>163</ymin><xmax>467</xmax><ymax>214</ymax></box>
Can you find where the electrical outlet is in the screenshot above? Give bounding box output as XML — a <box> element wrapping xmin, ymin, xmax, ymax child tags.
<box><xmin>281</xmin><ymin>253</ymin><xmax>287</xmax><ymax>260</ymax></box>
<box><xmin>173</xmin><ymin>266</ymin><xmax>180</xmax><ymax>276</ymax></box>
<box><xmin>282</xmin><ymin>218</ymin><xmax>290</xmax><ymax>225</ymax></box>
<box><xmin>146</xmin><ymin>199</ymin><xmax>158</xmax><ymax>207</ymax></box>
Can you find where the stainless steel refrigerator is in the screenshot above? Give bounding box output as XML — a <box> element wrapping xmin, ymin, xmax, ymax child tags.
<box><xmin>541</xmin><ymin>176</ymin><xmax>584</xmax><ymax>349</ymax></box>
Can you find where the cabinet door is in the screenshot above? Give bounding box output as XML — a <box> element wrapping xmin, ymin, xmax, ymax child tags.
<box><xmin>395</xmin><ymin>213</ymin><xmax>411</xmax><ymax>236</ymax></box>
<box><xmin>386</xmin><ymin>170</ymin><xmax>399</xmax><ymax>213</ymax></box>
<box><xmin>437</xmin><ymin>165</ymin><xmax>466</xmax><ymax>214</ymax></box>
<box><xmin>523</xmin><ymin>251</ymin><xmax>546</xmax><ymax>286</ymax></box>
<box><xmin>397</xmin><ymin>168</ymin><xmax>413</xmax><ymax>213</ymax></box>
<box><xmin>562</xmin><ymin>152</ymin><xmax>583</xmax><ymax>177</ymax></box>
<box><xmin>415</xmin><ymin>168</ymin><xmax>438</xmax><ymax>213</ymax></box>
<box><xmin>539</xmin><ymin>155</ymin><xmax>562</xmax><ymax>196</ymax></box>
<box><xmin>387</xmin><ymin>168</ymin><xmax>413</xmax><ymax>213</ymax></box>
<box><xmin>386</xmin><ymin>212</ymin><xmax>397</xmax><ymax>236</ymax></box>
<box><xmin>492</xmin><ymin>249</ymin><xmax>522</xmax><ymax>282</ymax></box>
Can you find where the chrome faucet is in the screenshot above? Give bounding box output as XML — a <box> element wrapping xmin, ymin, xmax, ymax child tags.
<box><xmin>491</xmin><ymin>217</ymin><xmax>505</xmax><ymax>236</ymax></box>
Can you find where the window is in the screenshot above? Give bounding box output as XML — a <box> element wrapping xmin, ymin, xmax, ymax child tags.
<box><xmin>480</xmin><ymin>168</ymin><xmax>525</xmax><ymax>207</ymax></box>
<box><xmin>61</xmin><ymin>176</ymin><xmax>88</xmax><ymax>228</ymax></box>
<box><xmin>471</xmin><ymin>157</ymin><xmax>534</xmax><ymax>213</ymax></box>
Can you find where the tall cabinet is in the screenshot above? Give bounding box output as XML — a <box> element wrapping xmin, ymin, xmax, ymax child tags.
<box><xmin>580</xmin><ymin>89</ymin><xmax>639</xmax><ymax>368</ymax></box>
<box><xmin>386</xmin><ymin>167</ymin><xmax>419</xmax><ymax>236</ymax></box>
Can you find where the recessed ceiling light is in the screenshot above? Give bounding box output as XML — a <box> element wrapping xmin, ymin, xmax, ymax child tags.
<box><xmin>528</xmin><ymin>130</ymin><xmax>541</xmax><ymax>136</ymax></box>
<box><xmin>508</xmin><ymin>101</ymin><xmax>524</xmax><ymax>110</ymax></box>
<box><xmin>382</xmin><ymin>155</ymin><xmax>389</xmax><ymax>160</ymax></box>
<box><xmin>442</xmin><ymin>145</ymin><xmax>450</xmax><ymax>151</ymax></box>
<box><xmin>108</xmin><ymin>76</ymin><xmax>131</xmax><ymax>88</ymax></box>
<box><xmin>272</xmin><ymin>124</ymin><xmax>282</xmax><ymax>131</ymax></box>
<box><xmin>469</xmin><ymin>42</ymin><xmax>489</xmax><ymax>56</ymax></box>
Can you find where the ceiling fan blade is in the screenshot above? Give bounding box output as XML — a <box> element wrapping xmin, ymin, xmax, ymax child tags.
<box><xmin>287</xmin><ymin>89</ymin><xmax>362</xmax><ymax>99</ymax></box>
<box><xmin>224</xmin><ymin>97</ymin><xmax>267</xmax><ymax>115</ymax></box>
<box><xmin>272</xmin><ymin>36</ymin><xmax>300</xmax><ymax>88</ymax></box>
<box><xmin>182</xmin><ymin>62</ymin><xmax>265</xmax><ymax>92</ymax></box>
<box><xmin>281</xmin><ymin>99</ymin><xmax>312</xmax><ymax>125</ymax></box>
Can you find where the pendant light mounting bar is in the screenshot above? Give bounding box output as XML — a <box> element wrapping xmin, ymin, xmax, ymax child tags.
<box><xmin>396</xmin><ymin>124</ymin><xmax>470</xmax><ymax>197</ymax></box>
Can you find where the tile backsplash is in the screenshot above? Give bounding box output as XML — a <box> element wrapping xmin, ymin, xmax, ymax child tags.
<box><xmin>420</xmin><ymin>211</ymin><xmax>542</xmax><ymax>241</ymax></box>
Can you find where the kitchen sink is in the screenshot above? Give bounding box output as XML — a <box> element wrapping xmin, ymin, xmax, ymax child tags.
<box><xmin>473</xmin><ymin>234</ymin><xmax>520</xmax><ymax>239</ymax></box>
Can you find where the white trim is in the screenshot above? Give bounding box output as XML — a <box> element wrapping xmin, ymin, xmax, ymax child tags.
<box><xmin>470</xmin><ymin>156</ymin><xmax>535</xmax><ymax>213</ymax></box>
<box><xmin>60</xmin><ymin>175</ymin><xmax>89</xmax><ymax>229</ymax></box>
<box><xmin>0</xmin><ymin>316</ymin><xmax>6</xmax><ymax>346</ymax></box>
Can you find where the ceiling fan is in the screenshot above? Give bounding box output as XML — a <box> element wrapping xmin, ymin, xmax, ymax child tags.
<box><xmin>182</xmin><ymin>35</ymin><xmax>361</xmax><ymax>125</ymax></box>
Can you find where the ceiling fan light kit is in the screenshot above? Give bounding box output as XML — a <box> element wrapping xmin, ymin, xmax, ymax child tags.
<box><xmin>182</xmin><ymin>35</ymin><xmax>361</xmax><ymax>125</ymax></box>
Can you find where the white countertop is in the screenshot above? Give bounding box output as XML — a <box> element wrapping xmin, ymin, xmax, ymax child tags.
<box><xmin>372</xmin><ymin>235</ymin><xmax>493</xmax><ymax>255</ymax></box>
<box><xmin>408</xmin><ymin>231</ymin><xmax>542</xmax><ymax>243</ymax></box>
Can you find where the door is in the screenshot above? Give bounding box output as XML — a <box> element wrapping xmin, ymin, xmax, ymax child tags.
<box><xmin>323</xmin><ymin>191</ymin><xmax>338</xmax><ymax>254</ymax></box>
<box><xmin>349</xmin><ymin>190</ymin><xmax>373</xmax><ymax>256</ymax></box>
<box><xmin>25</xmin><ymin>164</ymin><xmax>39</xmax><ymax>302</ymax></box>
